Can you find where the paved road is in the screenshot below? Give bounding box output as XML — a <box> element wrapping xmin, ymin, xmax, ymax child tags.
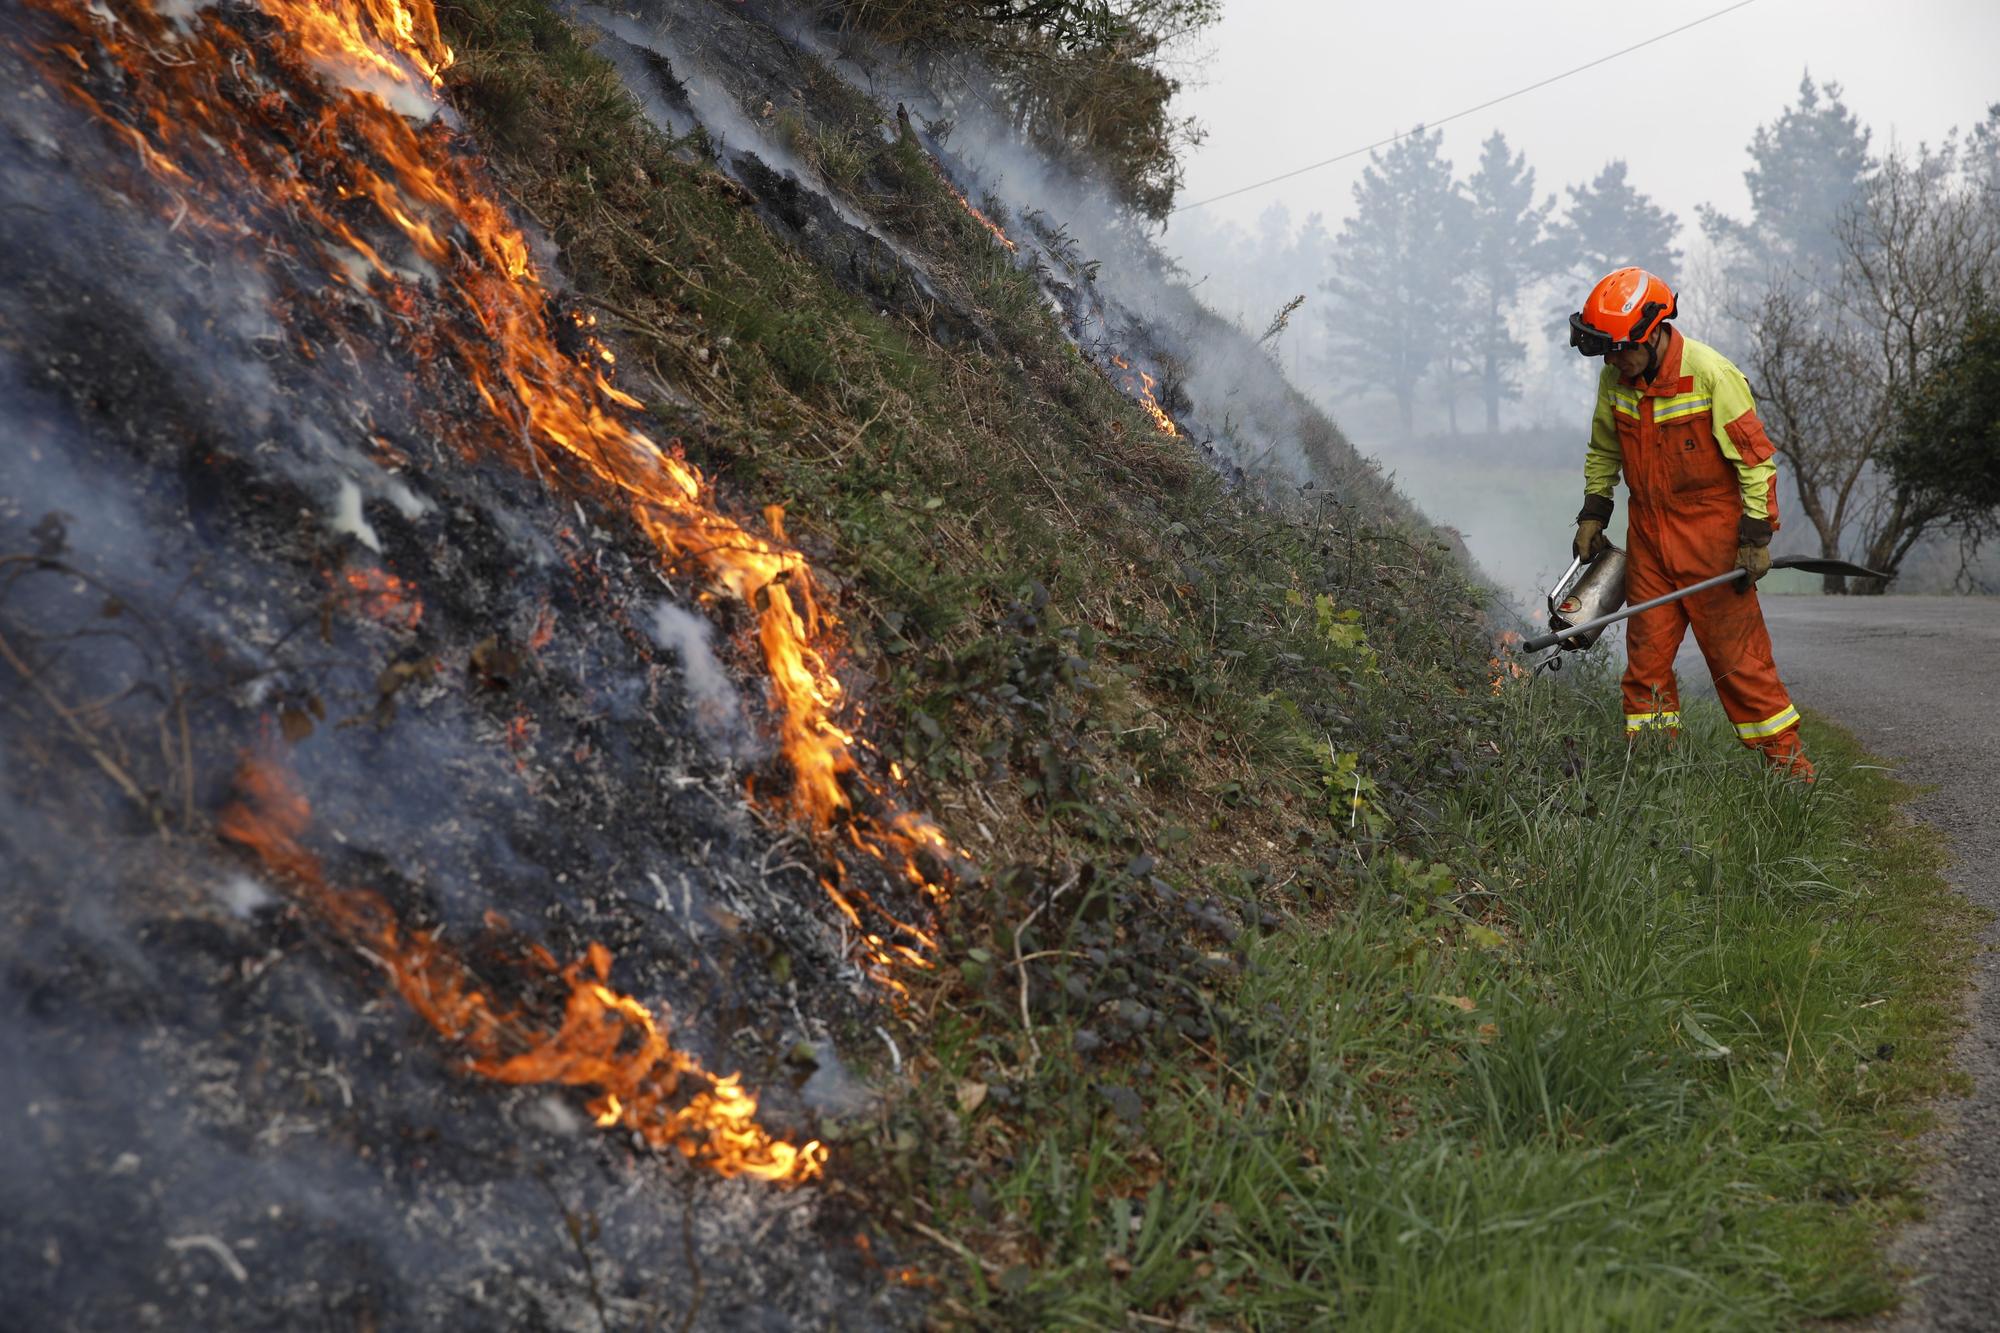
<box><xmin>1757</xmin><ymin>596</ymin><xmax>2000</xmax><ymax>1330</ymax></box>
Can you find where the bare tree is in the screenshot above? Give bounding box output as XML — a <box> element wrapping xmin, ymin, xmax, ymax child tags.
<box><xmin>1735</xmin><ymin>141</ymin><xmax>2000</xmax><ymax>591</ymax></box>
<box><xmin>1835</xmin><ymin>144</ymin><xmax>1999</xmax><ymax>398</ymax></box>
<box><xmin>1740</xmin><ymin>285</ymin><xmax>1896</xmax><ymax>591</ymax></box>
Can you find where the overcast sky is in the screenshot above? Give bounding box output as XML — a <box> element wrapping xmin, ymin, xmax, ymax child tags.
<box><xmin>1165</xmin><ymin>0</ymin><xmax>2000</xmax><ymax>252</ymax></box>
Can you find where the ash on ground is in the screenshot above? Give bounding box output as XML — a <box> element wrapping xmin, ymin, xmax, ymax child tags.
<box><xmin>0</xmin><ymin>8</ymin><xmax>919</xmax><ymax>1328</ymax></box>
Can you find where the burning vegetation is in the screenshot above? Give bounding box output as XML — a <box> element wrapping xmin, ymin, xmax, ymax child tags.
<box><xmin>943</xmin><ymin>180</ymin><xmax>1018</xmax><ymax>252</ymax></box>
<box><xmin>220</xmin><ymin>750</ymin><xmax>824</xmax><ymax>1181</ymax></box>
<box><xmin>335</xmin><ymin>565</ymin><xmax>425</xmax><ymax>629</ymax></box>
<box><xmin>1109</xmin><ymin>354</ymin><xmax>1181</xmax><ymax>437</ymax></box>
<box><xmin>1490</xmin><ymin>630</ymin><xmax>1529</xmax><ymax>692</ymax></box>
<box><xmin>11</xmin><ymin>0</ymin><xmax>958</xmax><ymax>1178</ymax></box>
<box><xmin>877</xmin><ymin>96</ymin><xmax>1189</xmax><ymax>442</ymax></box>
<box><xmin>1</xmin><ymin>0</ymin><xmax>978</xmax><ymax>1311</ymax></box>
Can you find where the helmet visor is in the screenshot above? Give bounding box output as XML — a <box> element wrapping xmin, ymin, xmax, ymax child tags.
<box><xmin>1569</xmin><ymin>301</ymin><xmax>1670</xmax><ymax>358</ymax></box>
<box><xmin>1568</xmin><ymin>313</ymin><xmax>1617</xmax><ymax>357</ymax></box>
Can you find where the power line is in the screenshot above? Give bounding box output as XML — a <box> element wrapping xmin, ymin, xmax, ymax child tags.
<box><xmin>1171</xmin><ymin>0</ymin><xmax>1760</xmax><ymax>214</ymax></box>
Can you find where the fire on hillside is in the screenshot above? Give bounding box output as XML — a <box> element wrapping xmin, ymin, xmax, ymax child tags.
<box><xmin>1109</xmin><ymin>354</ymin><xmax>1181</xmax><ymax>437</ymax></box>
<box><xmin>943</xmin><ymin>180</ymin><xmax>1018</xmax><ymax>252</ymax></box>
<box><xmin>9</xmin><ymin>0</ymin><xmax>950</xmax><ymax>1185</ymax></box>
<box><xmin>220</xmin><ymin>749</ymin><xmax>825</xmax><ymax>1180</ymax></box>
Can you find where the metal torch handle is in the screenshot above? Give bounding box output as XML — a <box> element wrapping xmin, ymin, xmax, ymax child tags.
<box><xmin>1545</xmin><ymin>554</ymin><xmax>1585</xmax><ymax>615</ymax></box>
<box><xmin>1519</xmin><ymin>569</ymin><xmax>1747</xmax><ymax>654</ymax></box>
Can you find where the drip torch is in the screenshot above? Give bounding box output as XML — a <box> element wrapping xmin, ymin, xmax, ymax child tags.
<box><xmin>1520</xmin><ymin>548</ymin><xmax>1891</xmax><ymax>657</ymax></box>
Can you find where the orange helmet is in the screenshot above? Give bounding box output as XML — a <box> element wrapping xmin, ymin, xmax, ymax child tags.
<box><xmin>1569</xmin><ymin>267</ymin><xmax>1677</xmax><ymax>357</ymax></box>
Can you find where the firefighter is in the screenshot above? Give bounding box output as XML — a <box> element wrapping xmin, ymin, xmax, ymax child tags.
<box><xmin>1567</xmin><ymin>267</ymin><xmax>1814</xmax><ymax>780</ymax></box>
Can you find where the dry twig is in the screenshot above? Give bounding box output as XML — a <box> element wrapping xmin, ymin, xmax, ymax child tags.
<box><xmin>0</xmin><ymin>617</ymin><xmax>165</xmax><ymax>833</ymax></box>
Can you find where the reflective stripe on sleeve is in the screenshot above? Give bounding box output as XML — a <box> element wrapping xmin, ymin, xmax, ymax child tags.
<box><xmin>1734</xmin><ymin>705</ymin><xmax>1801</xmax><ymax>739</ymax></box>
<box><xmin>1625</xmin><ymin>711</ymin><xmax>1682</xmax><ymax>732</ymax></box>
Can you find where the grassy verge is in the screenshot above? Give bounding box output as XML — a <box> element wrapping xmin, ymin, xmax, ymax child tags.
<box><xmin>903</xmin><ymin>680</ymin><xmax>1974</xmax><ymax>1328</ymax></box>
<box><xmin>425</xmin><ymin>2</ymin><xmax>1977</xmax><ymax>1325</ymax></box>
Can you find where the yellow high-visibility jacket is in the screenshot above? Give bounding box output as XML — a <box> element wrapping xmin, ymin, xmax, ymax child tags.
<box><xmin>1583</xmin><ymin>328</ymin><xmax>1780</xmax><ymax>525</ymax></box>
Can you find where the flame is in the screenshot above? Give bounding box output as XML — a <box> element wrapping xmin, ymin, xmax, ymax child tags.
<box><xmin>1108</xmin><ymin>355</ymin><xmax>1178</xmax><ymax>437</ymax></box>
<box><xmin>17</xmin><ymin>0</ymin><xmax>955</xmax><ymax>987</ymax></box>
<box><xmin>1489</xmin><ymin>631</ymin><xmax>1527</xmax><ymax>693</ymax></box>
<box><xmin>219</xmin><ymin>751</ymin><xmax>824</xmax><ymax>1181</ymax></box>
<box><xmin>944</xmin><ymin>183</ymin><xmax>1016</xmax><ymax>252</ymax></box>
<box><xmin>504</xmin><ymin>710</ymin><xmax>534</xmax><ymax>765</ymax></box>
<box><xmin>903</xmin><ymin>121</ymin><xmax>1013</xmax><ymax>250</ymax></box>
<box><xmin>528</xmin><ymin>603</ymin><xmax>557</xmax><ymax>654</ymax></box>
<box><xmin>335</xmin><ymin>566</ymin><xmax>423</xmax><ymax>629</ymax></box>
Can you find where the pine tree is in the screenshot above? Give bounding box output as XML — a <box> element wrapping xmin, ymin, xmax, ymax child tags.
<box><xmin>1699</xmin><ymin>74</ymin><xmax>1874</xmax><ymax>284</ymax></box>
<box><xmin>1458</xmin><ymin>131</ymin><xmax>1553</xmax><ymax>431</ymax></box>
<box><xmin>1970</xmin><ymin>102</ymin><xmax>2000</xmax><ymax>202</ymax></box>
<box><xmin>1553</xmin><ymin>159</ymin><xmax>1680</xmax><ymax>287</ymax></box>
<box><xmin>1320</xmin><ymin>126</ymin><xmax>1465</xmax><ymax>435</ymax></box>
<box><xmin>1253</xmin><ymin>200</ymin><xmax>1293</xmax><ymax>258</ymax></box>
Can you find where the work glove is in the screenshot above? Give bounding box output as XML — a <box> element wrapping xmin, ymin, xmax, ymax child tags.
<box><xmin>1735</xmin><ymin>516</ymin><xmax>1773</xmax><ymax>593</ymax></box>
<box><xmin>1573</xmin><ymin>494</ymin><xmax>1614</xmax><ymax>560</ymax></box>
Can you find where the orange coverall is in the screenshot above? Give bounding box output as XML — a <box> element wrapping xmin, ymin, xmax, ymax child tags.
<box><xmin>1583</xmin><ymin>327</ymin><xmax>1809</xmax><ymax>771</ymax></box>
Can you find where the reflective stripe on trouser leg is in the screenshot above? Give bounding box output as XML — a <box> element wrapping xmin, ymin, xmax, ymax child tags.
<box><xmin>1734</xmin><ymin>705</ymin><xmax>1801</xmax><ymax>739</ymax></box>
<box><xmin>1619</xmin><ymin>527</ymin><xmax>1690</xmax><ymax>736</ymax></box>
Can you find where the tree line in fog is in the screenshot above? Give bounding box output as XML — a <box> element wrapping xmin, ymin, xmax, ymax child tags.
<box><xmin>1171</xmin><ymin>77</ymin><xmax>2000</xmax><ymax>586</ymax></box>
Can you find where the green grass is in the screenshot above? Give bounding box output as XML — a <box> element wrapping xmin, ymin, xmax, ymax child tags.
<box><xmin>908</xmin><ymin>678</ymin><xmax>1973</xmax><ymax>1329</ymax></box>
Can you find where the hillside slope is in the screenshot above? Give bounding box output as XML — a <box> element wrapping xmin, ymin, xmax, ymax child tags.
<box><xmin>0</xmin><ymin>0</ymin><xmax>1977</xmax><ymax>1328</ymax></box>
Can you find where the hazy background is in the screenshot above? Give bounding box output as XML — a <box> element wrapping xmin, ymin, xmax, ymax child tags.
<box><xmin>1156</xmin><ymin>0</ymin><xmax>2000</xmax><ymax>605</ymax></box>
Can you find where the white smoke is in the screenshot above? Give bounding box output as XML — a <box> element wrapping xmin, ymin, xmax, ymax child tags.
<box><xmin>329</xmin><ymin>476</ymin><xmax>382</xmax><ymax>552</ymax></box>
<box><xmin>578</xmin><ymin>7</ymin><xmax>815</xmax><ymax>184</ymax></box>
<box><xmin>211</xmin><ymin>873</ymin><xmax>278</xmax><ymax>919</ymax></box>
<box><xmin>584</xmin><ymin>1</ymin><xmax>1436</xmax><ymax>519</ymax></box>
<box><xmin>649</xmin><ymin>601</ymin><xmax>754</xmax><ymax>761</ymax></box>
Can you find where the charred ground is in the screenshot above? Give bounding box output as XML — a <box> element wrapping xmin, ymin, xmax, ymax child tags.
<box><xmin>0</xmin><ymin>3</ymin><xmax>916</xmax><ymax>1323</ymax></box>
